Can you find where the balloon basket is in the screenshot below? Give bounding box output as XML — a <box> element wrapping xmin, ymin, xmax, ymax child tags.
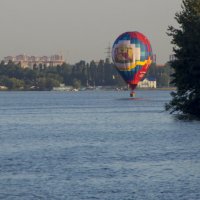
<box><xmin>130</xmin><ymin>91</ymin><xmax>136</xmax><ymax>98</ymax></box>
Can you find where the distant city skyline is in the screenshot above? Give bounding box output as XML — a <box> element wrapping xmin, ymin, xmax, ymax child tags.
<box><xmin>3</xmin><ymin>53</ymin><xmax>65</xmax><ymax>68</ymax></box>
<box><xmin>0</xmin><ymin>0</ymin><xmax>182</xmax><ymax>64</ymax></box>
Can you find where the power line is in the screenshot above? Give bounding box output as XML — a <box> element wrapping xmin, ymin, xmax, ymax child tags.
<box><xmin>105</xmin><ymin>43</ymin><xmax>112</xmax><ymax>62</ymax></box>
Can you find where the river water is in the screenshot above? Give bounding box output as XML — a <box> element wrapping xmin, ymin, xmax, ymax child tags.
<box><xmin>0</xmin><ymin>90</ymin><xmax>200</xmax><ymax>200</ymax></box>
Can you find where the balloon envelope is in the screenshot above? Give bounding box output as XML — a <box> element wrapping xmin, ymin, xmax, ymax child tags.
<box><xmin>112</xmin><ymin>31</ymin><xmax>153</xmax><ymax>90</ymax></box>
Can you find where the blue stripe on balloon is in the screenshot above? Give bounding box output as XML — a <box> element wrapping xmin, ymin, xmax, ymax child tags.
<box><xmin>118</xmin><ymin>66</ymin><xmax>142</xmax><ymax>82</ymax></box>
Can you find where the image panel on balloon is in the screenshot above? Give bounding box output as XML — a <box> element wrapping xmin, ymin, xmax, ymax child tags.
<box><xmin>114</xmin><ymin>44</ymin><xmax>133</xmax><ymax>64</ymax></box>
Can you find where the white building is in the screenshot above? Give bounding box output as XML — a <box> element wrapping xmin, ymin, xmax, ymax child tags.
<box><xmin>137</xmin><ymin>77</ymin><xmax>156</xmax><ymax>88</ymax></box>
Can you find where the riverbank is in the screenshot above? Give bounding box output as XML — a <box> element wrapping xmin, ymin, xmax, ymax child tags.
<box><xmin>0</xmin><ymin>87</ymin><xmax>176</xmax><ymax>92</ymax></box>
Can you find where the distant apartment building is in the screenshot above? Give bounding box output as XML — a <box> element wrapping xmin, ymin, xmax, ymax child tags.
<box><xmin>152</xmin><ymin>54</ymin><xmax>157</xmax><ymax>63</ymax></box>
<box><xmin>3</xmin><ymin>54</ymin><xmax>65</xmax><ymax>69</ymax></box>
<box><xmin>169</xmin><ymin>54</ymin><xmax>177</xmax><ymax>62</ymax></box>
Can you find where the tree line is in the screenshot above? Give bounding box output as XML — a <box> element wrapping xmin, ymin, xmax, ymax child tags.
<box><xmin>0</xmin><ymin>59</ymin><xmax>172</xmax><ymax>90</ymax></box>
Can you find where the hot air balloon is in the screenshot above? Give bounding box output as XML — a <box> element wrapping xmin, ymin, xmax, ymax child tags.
<box><xmin>112</xmin><ymin>31</ymin><xmax>153</xmax><ymax>97</ymax></box>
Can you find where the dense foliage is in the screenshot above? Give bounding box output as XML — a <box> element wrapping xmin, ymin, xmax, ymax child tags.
<box><xmin>166</xmin><ymin>0</ymin><xmax>200</xmax><ymax>118</ymax></box>
<box><xmin>0</xmin><ymin>59</ymin><xmax>171</xmax><ymax>90</ymax></box>
<box><xmin>0</xmin><ymin>60</ymin><xmax>121</xmax><ymax>90</ymax></box>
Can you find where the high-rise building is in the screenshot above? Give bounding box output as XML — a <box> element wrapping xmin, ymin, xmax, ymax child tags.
<box><xmin>3</xmin><ymin>53</ymin><xmax>65</xmax><ymax>69</ymax></box>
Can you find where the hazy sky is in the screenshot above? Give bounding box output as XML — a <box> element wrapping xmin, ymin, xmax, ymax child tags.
<box><xmin>0</xmin><ymin>0</ymin><xmax>182</xmax><ymax>64</ymax></box>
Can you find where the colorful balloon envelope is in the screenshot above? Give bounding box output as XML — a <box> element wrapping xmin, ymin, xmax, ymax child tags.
<box><xmin>112</xmin><ymin>31</ymin><xmax>153</xmax><ymax>91</ymax></box>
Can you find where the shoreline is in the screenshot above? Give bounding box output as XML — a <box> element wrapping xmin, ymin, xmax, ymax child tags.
<box><xmin>0</xmin><ymin>87</ymin><xmax>176</xmax><ymax>92</ymax></box>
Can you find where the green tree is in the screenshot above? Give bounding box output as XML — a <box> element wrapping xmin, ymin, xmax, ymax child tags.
<box><xmin>72</xmin><ymin>78</ymin><xmax>81</xmax><ymax>89</ymax></box>
<box><xmin>166</xmin><ymin>0</ymin><xmax>200</xmax><ymax>118</ymax></box>
<box><xmin>4</xmin><ymin>77</ymin><xmax>25</xmax><ymax>90</ymax></box>
<box><xmin>36</xmin><ymin>77</ymin><xmax>60</xmax><ymax>90</ymax></box>
<box><xmin>45</xmin><ymin>78</ymin><xmax>60</xmax><ymax>90</ymax></box>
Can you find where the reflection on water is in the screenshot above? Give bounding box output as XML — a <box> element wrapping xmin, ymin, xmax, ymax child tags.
<box><xmin>0</xmin><ymin>90</ymin><xmax>200</xmax><ymax>200</ymax></box>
